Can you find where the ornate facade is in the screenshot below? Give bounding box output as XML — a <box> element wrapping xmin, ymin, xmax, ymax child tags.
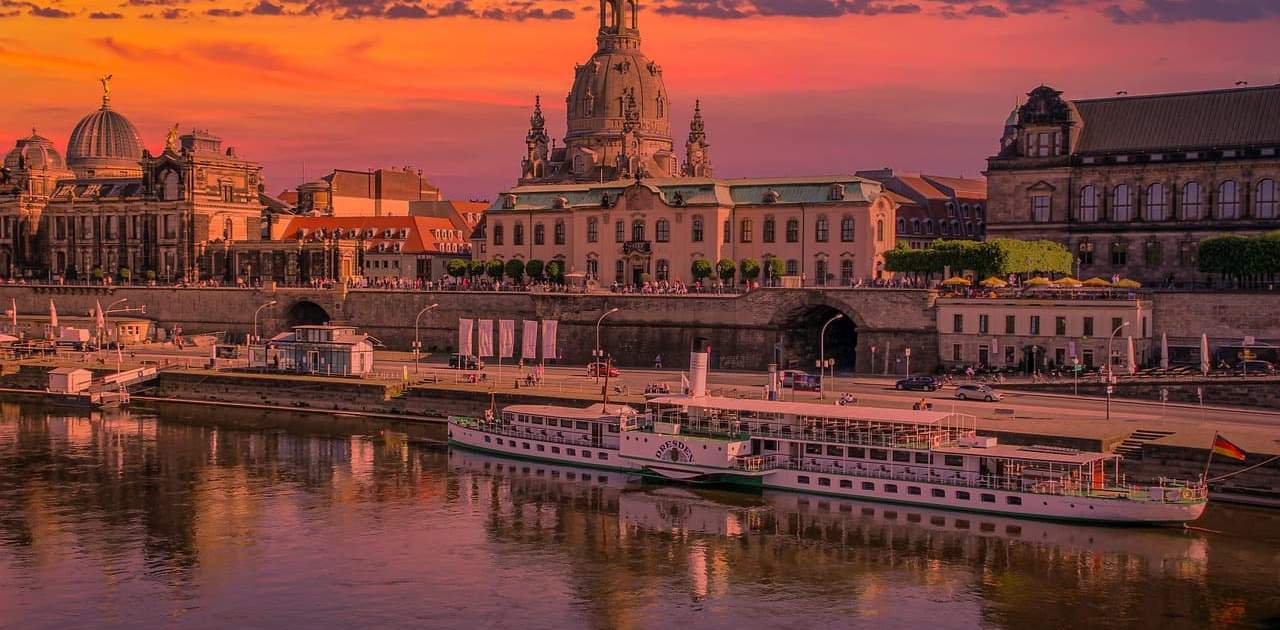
<box><xmin>985</xmin><ymin>84</ymin><xmax>1280</xmax><ymax>286</ymax></box>
<box><xmin>0</xmin><ymin>80</ymin><xmax>265</xmax><ymax>282</ymax></box>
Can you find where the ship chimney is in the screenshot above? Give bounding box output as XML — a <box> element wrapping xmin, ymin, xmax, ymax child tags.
<box><xmin>689</xmin><ymin>336</ymin><xmax>710</xmax><ymax>398</ymax></box>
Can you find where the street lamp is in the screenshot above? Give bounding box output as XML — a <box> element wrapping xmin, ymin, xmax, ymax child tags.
<box><xmin>413</xmin><ymin>303</ymin><xmax>440</xmax><ymax>374</ymax></box>
<box><xmin>253</xmin><ymin>300</ymin><xmax>278</xmax><ymax>345</ymax></box>
<box><xmin>594</xmin><ymin>307</ymin><xmax>619</xmax><ymax>384</ymax></box>
<box><xmin>818</xmin><ymin>313</ymin><xmax>843</xmax><ymax>399</ymax></box>
<box><xmin>1105</xmin><ymin>320</ymin><xmax>1130</xmax><ymax>420</ymax></box>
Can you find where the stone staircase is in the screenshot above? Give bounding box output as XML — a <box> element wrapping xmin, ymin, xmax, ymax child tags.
<box><xmin>1114</xmin><ymin>429</ymin><xmax>1177</xmax><ymax>459</ymax></box>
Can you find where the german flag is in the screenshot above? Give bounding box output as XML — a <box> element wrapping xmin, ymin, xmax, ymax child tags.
<box><xmin>1212</xmin><ymin>433</ymin><xmax>1247</xmax><ymax>461</ymax></box>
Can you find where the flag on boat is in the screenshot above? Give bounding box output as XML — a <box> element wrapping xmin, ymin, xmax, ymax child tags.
<box><xmin>457</xmin><ymin>318</ymin><xmax>473</xmax><ymax>356</ymax></box>
<box><xmin>541</xmin><ymin>320</ymin><xmax>558</xmax><ymax>360</ymax></box>
<box><xmin>521</xmin><ymin>320</ymin><xmax>538</xmax><ymax>359</ymax></box>
<box><xmin>1212</xmin><ymin>433</ymin><xmax>1247</xmax><ymax>461</ymax></box>
<box><xmin>498</xmin><ymin>320</ymin><xmax>515</xmax><ymax>358</ymax></box>
<box><xmin>476</xmin><ymin>319</ymin><xmax>493</xmax><ymax>357</ymax></box>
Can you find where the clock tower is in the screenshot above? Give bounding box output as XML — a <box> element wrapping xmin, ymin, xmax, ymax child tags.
<box><xmin>682</xmin><ymin>99</ymin><xmax>712</xmax><ymax>177</ymax></box>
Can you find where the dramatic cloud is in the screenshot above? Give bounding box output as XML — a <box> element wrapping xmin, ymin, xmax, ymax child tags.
<box><xmin>249</xmin><ymin>0</ymin><xmax>284</xmax><ymax>13</ymax></box>
<box><xmin>89</xmin><ymin>9</ymin><xmax>124</xmax><ymax>16</ymax></box>
<box><xmin>966</xmin><ymin>3</ymin><xmax>1006</xmax><ymax>16</ymax></box>
<box><xmin>1103</xmin><ymin>0</ymin><xmax>1280</xmax><ymax>23</ymax></box>
<box><xmin>29</xmin><ymin>4</ymin><xmax>75</xmax><ymax>16</ymax></box>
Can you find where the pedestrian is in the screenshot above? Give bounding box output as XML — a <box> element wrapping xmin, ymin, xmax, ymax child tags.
<box><xmin>655</xmin><ymin>354</ymin><xmax>663</xmax><ymax>369</ymax></box>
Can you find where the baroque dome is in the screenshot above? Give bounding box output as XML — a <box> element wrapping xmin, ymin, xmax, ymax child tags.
<box><xmin>66</xmin><ymin>86</ymin><xmax>145</xmax><ymax>177</ymax></box>
<box><xmin>4</xmin><ymin>130</ymin><xmax>66</xmax><ymax>171</ymax></box>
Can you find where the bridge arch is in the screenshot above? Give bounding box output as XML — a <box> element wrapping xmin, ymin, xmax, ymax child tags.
<box><xmin>770</xmin><ymin>294</ymin><xmax>861</xmax><ymax>374</ymax></box>
<box><xmin>285</xmin><ymin>300</ymin><xmax>331</xmax><ymax>328</ymax></box>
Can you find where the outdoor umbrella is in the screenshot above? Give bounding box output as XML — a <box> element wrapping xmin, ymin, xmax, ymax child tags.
<box><xmin>1126</xmin><ymin>336</ymin><xmax>1137</xmax><ymax>375</ymax></box>
<box><xmin>941</xmin><ymin>276</ymin><xmax>971</xmax><ymax>286</ymax></box>
<box><xmin>979</xmin><ymin>277</ymin><xmax>1007</xmax><ymax>288</ymax></box>
<box><xmin>1082</xmin><ymin>277</ymin><xmax>1112</xmax><ymax>287</ymax></box>
<box><xmin>1200</xmin><ymin>334</ymin><xmax>1211</xmax><ymax>375</ymax></box>
<box><xmin>1024</xmin><ymin>277</ymin><xmax>1052</xmax><ymax>287</ymax></box>
<box><xmin>1056</xmin><ymin>277</ymin><xmax>1083</xmax><ymax>287</ymax></box>
<box><xmin>1160</xmin><ymin>333</ymin><xmax>1169</xmax><ymax>370</ymax></box>
<box><xmin>1114</xmin><ymin>278</ymin><xmax>1142</xmax><ymax>288</ymax></box>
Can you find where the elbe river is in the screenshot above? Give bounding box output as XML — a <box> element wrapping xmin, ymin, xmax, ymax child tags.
<box><xmin>0</xmin><ymin>400</ymin><xmax>1277</xmax><ymax>629</ymax></box>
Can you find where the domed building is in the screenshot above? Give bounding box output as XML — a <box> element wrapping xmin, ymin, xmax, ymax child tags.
<box><xmin>65</xmin><ymin>84</ymin><xmax>146</xmax><ymax>178</ymax></box>
<box><xmin>2</xmin><ymin>130</ymin><xmax>73</xmax><ymax>196</ymax></box>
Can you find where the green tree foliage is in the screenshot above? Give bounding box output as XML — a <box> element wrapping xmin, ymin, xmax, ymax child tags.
<box><xmin>716</xmin><ymin>258</ymin><xmax>736</xmax><ymax>282</ymax></box>
<box><xmin>117</xmin><ymin>267</ymin><xmax>132</xmax><ymax>282</ymax></box>
<box><xmin>525</xmin><ymin>259</ymin><xmax>545</xmax><ymax>281</ymax></box>
<box><xmin>739</xmin><ymin>257</ymin><xmax>761</xmax><ymax>281</ymax></box>
<box><xmin>446</xmin><ymin>259</ymin><xmax>468</xmax><ymax>278</ymax></box>
<box><xmin>1198</xmin><ymin>231</ymin><xmax>1280</xmax><ymax>288</ymax></box>
<box><xmin>765</xmin><ymin>257</ymin><xmax>785</xmax><ymax>282</ymax></box>
<box><xmin>691</xmin><ymin>258</ymin><xmax>712</xmax><ymax>281</ymax></box>
<box><xmin>486</xmin><ymin>259</ymin><xmax>504</xmax><ymax>280</ymax></box>
<box><xmin>884</xmin><ymin>239</ymin><xmax>1072</xmax><ymax>278</ymax></box>
<box><xmin>504</xmin><ymin>258</ymin><xmax>526</xmax><ymax>282</ymax></box>
<box><xmin>545</xmin><ymin>260</ymin><xmax>564</xmax><ymax>282</ymax></box>
<box><xmin>469</xmin><ymin>260</ymin><xmax>486</xmax><ymax>277</ymax></box>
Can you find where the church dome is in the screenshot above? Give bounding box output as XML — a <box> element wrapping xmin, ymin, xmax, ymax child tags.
<box><xmin>4</xmin><ymin>131</ymin><xmax>66</xmax><ymax>171</ymax></box>
<box><xmin>66</xmin><ymin>84</ymin><xmax>145</xmax><ymax>177</ymax></box>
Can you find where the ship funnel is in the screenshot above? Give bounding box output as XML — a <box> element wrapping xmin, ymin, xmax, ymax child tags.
<box><xmin>689</xmin><ymin>336</ymin><xmax>709</xmax><ymax>398</ymax></box>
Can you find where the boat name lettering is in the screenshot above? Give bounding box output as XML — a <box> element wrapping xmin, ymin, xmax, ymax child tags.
<box><xmin>655</xmin><ymin>440</ymin><xmax>693</xmax><ymax>463</ymax></box>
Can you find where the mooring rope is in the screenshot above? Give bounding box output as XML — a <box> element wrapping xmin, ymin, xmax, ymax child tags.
<box><xmin>1209</xmin><ymin>454</ymin><xmax>1280</xmax><ymax>483</ymax></box>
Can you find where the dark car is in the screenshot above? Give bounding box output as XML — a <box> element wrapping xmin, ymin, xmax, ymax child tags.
<box><xmin>448</xmin><ymin>353</ymin><xmax>484</xmax><ymax>370</ymax></box>
<box><xmin>895</xmin><ymin>376</ymin><xmax>941</xmax><ymax>391</ymax></box>
<box><xmin>1233</xmin><ymin>360</ymin><xmax>1276</xmax><ymax>375</ymax></box>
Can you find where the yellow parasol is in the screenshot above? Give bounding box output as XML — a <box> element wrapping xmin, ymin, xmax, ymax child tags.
<box><xmin>1082</xmin><ymin>277</ymin><xmax>1112</xmax><ymax>287</ymax></box>
<box><xmin>979</xmin><ymin>277</ymin><xmax>1008</xmax><ymax>288</ymax></box>
<box><xmin>1113</xmin><ymin>278</ymin><xmax>1141</xmax><ymax>288</ymax></box>
<box><xmin>1024</xmin><ymin>276</ymin><xmax>1052</xmax><ymax>287</ymax></box>
<box><xmin>1056</xmin><ymin>277</ymin><xmax>1083</xmax><ymax>287</ymax></box>
<box><xmin>941</xmin><ymin>276</ymin><xmax>972</xmax><ymax>286</ymax></box>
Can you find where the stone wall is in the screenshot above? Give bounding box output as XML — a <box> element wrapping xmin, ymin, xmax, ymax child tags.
<box><xmin>1004</xmin><ymin>377</ymin><xmax>1280</xmax><ymax>410</ymax></box>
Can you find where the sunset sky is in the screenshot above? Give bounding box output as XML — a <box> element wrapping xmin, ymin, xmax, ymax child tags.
<box><xmin>1</xmin><ymin>0</ymin><xmax>1277</xmax><ymax>199</ymax></box>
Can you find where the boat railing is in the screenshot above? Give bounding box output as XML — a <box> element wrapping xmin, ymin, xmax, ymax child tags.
<box><xmin>672</xmin><ymin>422</ymin><xmax>964</xmax><ymax>450</ymax></box>
<box><xmin>449</xmin><ymin>417</ymin><xmax>607</xmax><ymax>449</ymax></box>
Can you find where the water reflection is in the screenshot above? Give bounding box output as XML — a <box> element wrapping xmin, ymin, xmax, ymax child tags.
<box><xmin>0</xmin><ymin>401</ymin><xmax>1277</xmax><ymax>630</ymax></box>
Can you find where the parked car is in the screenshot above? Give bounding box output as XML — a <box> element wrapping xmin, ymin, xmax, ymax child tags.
<box><xmin>895</xmin><ymin>376</ymin><xmax>941</xmax><ymax>391</ymax></box>
<box><xmin>587</xmin><ymin>362</ymin><xmax>620</xmax><ymax>378</ymax></box>
<box><xmin>780</xmin><ymin>369</ymin><xmax>815</xmax><ymax>389</ymax></box>
<box><xmin>954</xmin><ymin>384</ymin><xmax>1004</xmax><ymax>402</ymax></box>
<box><xmin>1233</xmin><ymin>360</ymin><xmax>1276</xmax><ymax>375</ymax></box>
<box><xmin>448</xmin><ymin>353</ymin><xmax>484</xmax><ymax>370</ymax></box>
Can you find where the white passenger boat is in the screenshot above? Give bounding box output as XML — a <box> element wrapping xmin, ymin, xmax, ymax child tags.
<box><xmin>448</xmin><ymin>340</ymin><xmax>1207</xmax><ymax>525</ymax></box>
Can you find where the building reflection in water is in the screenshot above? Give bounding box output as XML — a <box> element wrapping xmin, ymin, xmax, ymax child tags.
<box><xmin>0</xmin><ymin>400</ymin><xmax>1275</xmax><ymax>630</ymax></box>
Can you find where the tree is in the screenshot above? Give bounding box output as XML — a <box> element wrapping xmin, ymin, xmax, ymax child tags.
<box><xmin>469</xmin><ymin>259</ymin><xmax>486</xmax><ymax>277</ymax></box>
<box><xmin>446</xmin><ymin>259</ymin><xmax>468</xmax><ymax>278</ymax></box>
<box><xmin>486</xmin><ymin>259</ymin><xmax>504</xmax><ymax>280</ymax></box>
<box><xmin>91</xmin><ymin>267</ymin><xmax>105</xmax><ymax>281</ymax></box>
<box><xmin>716</xmin><ymin>258</ymin><xmax>736</xmax><ymax>283</ymax></box>
<box><xmin>144</xmin><ymin>270</ymin><xmax>156</xmax><ymax>281</ymax></box>
<box><xmin>525</xmin><ymin>259</ymin><xmax>545</xmax><ymax>281</ymax></box>
<box><xmin>884</xmin><ymin>239</ymin><xmax>1071</xmax><ymax>279</ymax></box>
<box><xmin>739</xmin><ymin>257</ymin><xmax>761</xmax><ymax>281</ymax></box>
<box><xmin>545</xmin><ymin>260</ymin><xmax>565</xmax><ymax>283</ymax></box>
<box><xmin>504</xmin><ymin>258</ymin><xmax>525</xmax><ymax>282</ymax></box>
<box><xmin>691</xmin><ymin>258</ymin><xmax>713</xmax><ymax>282</ymax></box>
<box><xmin>1199</xmin><ymin>231</ymin><xmax>1280</xmax><ymax>288</ymax></box>
<box><xmin>117</xmin><ymin>267</ymin><xmax>132</xmax><ymax>283</ymax></box>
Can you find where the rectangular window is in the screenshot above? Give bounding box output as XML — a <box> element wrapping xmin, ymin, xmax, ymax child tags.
<box><xmin>805</xmin><ymin>443</ymin><xmax>822</xmax><ymax>455</ymax></box>
<box><xmin>1111</xmin><ymin>317</ymin><xmax>1123</xmax><ymax>333</ymax></box>
<box><xmin>1083</xmin><ymin>317</ymin><xmax>1094</xmax><ymax>337</ymax></box>
<box><xmin>615</xmin><ymin>221</ymin><xmax>624</xmax><ymax>243</ymax></box>
<box><xmin>587</xmin><ymin>219</ymin><xmax>598</xmax><ymax>243</ymax></box>
<box><xmin>797</xmin><ymin>475</ymin><xmax>810</xmax><ymax>484</ymax></box>
<box><xmin>1005</xmin><ymin>315</ymin><xmax>1015</xmax><ymax>334</ymax></box>
<box><xmin>953</xmin><ymin>313</ymin><xmax>963</xmax><ymax>333</ymax></box>
<box><xmin>1031</xmin><ymin>194</ymin><xmax>1050</xmax><ymax>222</ymax></box>
<box><xmin>956</xmin><ymin>491</ymin><xmax>971</xmax><ymax>500</ymax></box>
<box><xmin>1007</xmin><ymin>496</ymin><xmax>1022</xmax><ymax>505</ymax></box>
<box><xmin>869</xmin><ymin>449</ymin><xmax>888</xmax><ymax>461</ymax></box>
<box><xmin>952</xmin><ymin>344</ymin><xmax>962</xmax><ymax>362</ymax></box>
<box><xmin>908</xmin><ymin>486</ymin><xmax>922</xmax><ymax>495</ymax></box>
<box><xmin>884</xmin><ymin>484</ymin><xmax>898</xmax><ymax>493</ymax></box>
<box><xmin>1029</xmin><ymin>316</ymin><xmax>1041</xmax><ymax>335</ymax></box>
<box><xmin>981</xmin><ymin>493</ymin><xmax>996</xmax><ymax>503</ymax></box>
<box><xmin>839</xmin><ymin>479</ymin><xmax>853</xmax><ymax>489</ymax></box>
<box><xmin>818</xmin><ymin>477</ymin><xmax>832</xmax><ymax>487</ymax></box>
<box><xmin>598</xmin><ymin>452</ymin><xmax>608</xmax><ymax>460</ymax></box>
<box><xmin>978</xmin><ymin>314</ymin><xmax>989</xmax><ymax>334</ymax></box>
<box><xmin>1055</xmin><ymin>316</ymin><xmax>1067</xmax><ymax>336</ymax></box>
<box><xmin>723</xmin><ymin>220</ymin><xmax>731</xmax><ymax>244</ymax></box>
<box><xmin>914</xmin><ymin>452</ymin><xmax>929</xmax><ymax>464</ymax></box>
<box><xmin>531</xmin><ymin>417</ymin><xmax>544</xmax><ymax>425</ymax></box>
<box><xmin>740</xmin><ymin>220</ymin><xmax>752</xmax><ymax>243</ymax></box>
<box><xmin>931</xmin><ymin>488</ymin><xmax>946</xmax><ymax>498</ymax></box>
<box><xmin>575</xmin><ymin>421</ymin><xmax>589</xmax><ymax>430</ymax></box>
<box><xmin>763</xmin><ymin>219</ymin><xmax>775</xmax><ymax>243</ymax></box>
<box><xmin>522</xmin><ymin>442</ymin><xmax>530</xmax><ymax>450</ymax></box>
<box><xmin>944</xmin><ymin>455</ymin><xmax>964</xmax><ymax>467</ymax></box>
<box><xmin>536</xmin><ymin>444</ymin><xmax>545</xmax><ymax>452</ymax></box>
<box><xmin>484</xmin><ymin>435</ymin><xmax>491</xmax><ymax>443</ymax></box>
<box><xmin>567</xmin><ymin>448</ymin><xmax>576</xmax><ymax>456</ymax></box>
<box><xmin>892</xmin><ymin>451</ymin><xmax>911</xmax><ymax>463</ymax></box>
<box><xmin>551</xmin><ymin>446</ymin><xmax>560</xmax><ymax>454</ymax></box>
<box><xmin>825</xmin><ymin>445</ymin><xmax>843</xmax><ymax>457</ymax></box>
<box><xmin>849</xmin><ymin>447</ymin><xmax>865</xmax><ymax>459</ymax></box>
<box><xmin>861</xmin><ymin>482</ymin><xmax>875</xmax><ymax>491</ymax></box>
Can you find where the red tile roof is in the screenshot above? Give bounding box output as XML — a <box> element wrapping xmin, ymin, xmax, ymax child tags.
<box><xmin>276</xmin><ymin>216</ymin><xmax>470</xmax><ymax>255</ymax></box>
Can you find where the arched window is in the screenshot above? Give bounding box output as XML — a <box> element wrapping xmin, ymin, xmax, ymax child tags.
<box><xmin>739</xmin><ymin>219</ymin><xmax>753</xmax><ymax>243</ymax></box>
<box><xmin>554</xmin><ymin>220</ymin><xmax>565</xmax><ymax>245</ymax></box>
<box><xmin>1180</xmin><ymin>182</ymin><xmax>1202</xmax><ymax>220</ymax></box>
<box><xmin>814</xmin><ymin>215</ymin><xmax>829</xmax><ymax>242</ymax></box>
<box><xmin>785</xmin><ymin>219</ymin><xmax>799</xmax><ymax>243</ymax></box>
<box><xmin>1217</xmin><ymin>180</ymin><xmax>1240</xmax><ymax>219</ymax></box>
<box><xmin>723</xmin><ymin>220</ymin><xmax>731</xmax><ymax>244</ymax></box>
<box><xmin>1111</xmin><ymin>184</ymin><xmax>1133</xmax><ymax>222</ymax></box>
<box><xmin>1079</xmin><ymin>185</ymin><xmax>1099</xmax><ymax>222</ymax></box>
<box><xmin>655</xmin><ymin>259</ymin><xmax>670</xmax><ymax>280</ymax></box>
<box><xmin>1145</xmin><ymin>183</ymin><xmax>1167</xmax><ymax>221</ymax></box>
<box><xmin>1255</xmin><ymin>179</ymin><xmax>1278</xmax><ymax>219</ymax></box>
<box><xmin>941</xmin><ymin>221</ymin><xmax>950</xmax><ymax>236</ymax></box>
<box><xmin>840</xmin><ymin>216</ymin><xmax>854</xmax><ymax>242</ymax></box>
<box><xmin>840</xmin><ymin>259</ymin><xmax>854</xmax><ymax>285</ymax></box>
<box><xmin>586</xmin><ymin>257</ymin><xmax>599</xmax><ymax>278</ymax></box>
<box><xmin>762</xmin><ymin>217</ymin><xmax>776</xmax><ymax>243</ymax></box>
<box><xmin>898</xmin><ymin>218</ymin><xmax>907</xmax><ymax>234</ymax></box>
<box><xmin>514</xmin><ymin>223</ymin><xmax>525</xmax><ymax>245</ymax></box>
<box><xmin>949</xmin><ymin>220</ymin><xmax>959</xmax><ymax>237</ymax></box>
<box><xmin>923</xmin><ymin>219</ymin><xmax>933</xmax><ymax>234</ymax></box>
<box><xmin>533</xmin><ymin>222</ymin><xmax>545</xmax><ymax>245</ymax></box>
<box><xmin>910</xmin><ymin>219</ymin><xmax>920</xmax><ymax>234</ymax></box>
<box><xmin>631</xmin><ymin>219</ymin><xmax>645</xmax><ymax>241</ymax></box>
<box><xmin>586</xmin><ymin>217</ymin><xmax>598</xmax><ymax>243</ymax></box>
<box><xmin>655</xmin><ymin>219</ymin><xmax>670</xmax><ymax>242</ymax></box>
<box><xmin>492</xmin><ymin>222</ymin><xmax>504</xmax><ymax>245</ymax></box>
<box><xmin>814</xmin><ymin>259</ymin><xmax>827</xmax><ymax>286</ymax></box>
<box><xmin>615</xmin><ymin>220</ymin><xmax>625</xmax><ymax>243</ymax></box>
<box><xmin>691</xmin><ymin>215</ymin><xmax>704</xmax><ymax>242</ymax></box>
<box><xmin>223</xmin><ymin>218</ymin><xmax>234</xmax><ymax>241</ymax></box>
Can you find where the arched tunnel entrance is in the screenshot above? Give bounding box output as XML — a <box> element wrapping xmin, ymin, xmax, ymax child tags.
<box><xmin>286</xmin><ymin>300</ymin><xmax>331</xmax><ymax>328</ymax></box>
<box><xmin>777</xmin><ymin>304</ymin><xmax>858</xmax><ymax>374</ymax></box>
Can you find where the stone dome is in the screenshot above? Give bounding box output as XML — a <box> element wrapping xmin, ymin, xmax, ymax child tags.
<box><xmin>4</xmin><ymin>131</ymin><xmax>66</xmax><ymax>171</ymax></box>
<box><xmin>66</xmin><ymin>91</ymin><xmax>145</xmax><ymax>177</ymax></box>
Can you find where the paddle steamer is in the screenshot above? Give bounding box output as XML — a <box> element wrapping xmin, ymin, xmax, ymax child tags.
<box><xmin>448</xmin><ymin>339</ymin><xmax>1207</xmax><ymax>524</ymax></box>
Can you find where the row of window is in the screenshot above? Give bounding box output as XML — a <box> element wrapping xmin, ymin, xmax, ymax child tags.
<box><xmin>1031</xmin><ymin>179</ymin><xmax>1279</xmax><ymax>222</ymax></box>
<box><xmin>952</xmin><ymin>343</ymin><xmax>1108</xmax><ymax>369</ymax></box>
<box><xmin>493</xmin><ymin>215</ymin><xmax>873</xmax><ymax>247</ymax></box>
<box><xmin>954</xmin><ymin>313</ymin><xmax>1145</xmax><ymax>338</ymax></box>
<box><xmin>793</xmin><ymin>475</ymin><xmax>1024</xmax><ymax>505</ymax></box>
<box><xmin>482</xmin><ymin>434</ymin><xmax>610</xmax><ymax>461</ymax></box>
<box><xmin>897</xmin><ymin>217</ymin><xmax>981</xmax><ymax>237</ymax></box>
<box><xmin>45</xmin><ymin>214</ymin><xmax>182</xmax><ymax>241</ymax></box>
<box><xmin>1077</xmin><ymin>237</ymin><xmax>1198</xmax><ymax>267</ymax></box>
<box><xmin>602</xmin><ymin>257</ymin><xmax>861</xmax><ymax>283</ymax></box>
<box><xmin>489</xmin><ymin>221</ymin><xmax>567</xmax><ymax>246</ymax></box>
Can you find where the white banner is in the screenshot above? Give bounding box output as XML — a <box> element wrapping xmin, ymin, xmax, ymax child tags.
<box><xmin>1068</xmin><ymin>340</ymin><xmax>1077</xmax><ymax>358</ymax></box>
<box><xmin>499</xmin><ymin>320</ymin><xmax>515</xmax><ymax>358</ymax></box>
<box><xmin>458</xmin><ymin>318</ymin><xmax>473</xmax><ymax>356</ymax></box>
<box><xmin>477</xmin><ymin>319</ymin><xmax>494</xmax><ymax>357</ymax></box>
<box><xmin>522</xmin><ymin>320</ymin><xmax>538</xmax><ymax>359</ymax></box>
<box><xmin>541</xmin><ymin>320</ymin><xmax>558</xmax><ymax>360</ymax></box>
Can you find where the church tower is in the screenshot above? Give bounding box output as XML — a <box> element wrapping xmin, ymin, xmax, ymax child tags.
<box><xmin>683</xmin><ymin>100</ymin><xmax>712</xmax><ymax>177</ymax></box>
<box><xmin>521</xmin><ymin>96</ymin><xmax>550</xmax><ymax>181</ymax></box>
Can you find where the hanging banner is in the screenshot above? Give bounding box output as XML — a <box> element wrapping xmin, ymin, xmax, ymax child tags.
<box><xmin>541</xmin><ymin>320</ymin><xmax>558</xmax><ymax>360</ymax></box>
<box><xmin>1068</xmin><ymin>340</ymin><xmax>1077</xmax><ymax>359</ymax></box>
<box><xmin>522</xmin><ymin>320</ymin><xmax>538</xmax><ymax>359</ymax></box>
<box><xmin>477</xmin><ymin>319</ymin><xmax>494</xmax><ymax>357</ymax></box>
<box><xmin>458</xmin><ymin>318</ymin><xmax>473</xmax><ymax>356</ymax></box>
<box><xmin>499</xmin><ymin>320</ymin><xmax>515</xmax><ymax>358</ymax></box>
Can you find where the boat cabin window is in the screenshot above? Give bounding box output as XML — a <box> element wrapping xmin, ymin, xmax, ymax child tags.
<box><xmin>931</xmin><ymin>489</ymin><xmax>945</xmax><ymax>498</ymax></box>
<box><xmin>608</xmin><ymin>425</ymin><xmax>620</xmax><ymax>433</ymax></box>
<box><xmin>870</xmin><ymin>449</ymin><xmax>888</xmax><ymax>461</ymax></box>
<box><xmin>944</xmin><ymin>455</ymin><xmax>965</xmax><ymax>467</ymax></box>
<box><xmin>861</xmin><ymin>482</ymin><xmax>874</xmax><ymax>490</ymax></box>
<box><xmin>892</xmin><ymin>451</ymin><xmax>911</xmax><ymax>463</ymax></box>
<box><xmin>575</xmin><ymin>421</ymin><xmax>589</xmax><ymax>430</ymax></box>
<box><xmin>531</xmin><ymin>417</ymin><xmax>544</xmax><ymax>425</ymax></box>
<box><xmin>551</xmin><ymin>447</ymin><xmax>561</xmax><ymax>454</ymax></box>
<box><xmin>818</xmin><ymin>478</ymin><xmax>831</xmax><ymax>487</ymax></box>
<box><xmin>567</xmin><ymin>448</ymin><xmax>576</xmax><ymax>456</ymax></box>
<box><xmin>908</xmin><ymin>486</ymin><xmax>921</xmax><ymax>495</ymax></box>
<box><xmin>797</xmin><ymin>476</ymin><xmax>810</xmax><ymax>484</ymax></box>
<box><xmin>885</xmin><ymin>484</ymin><xmax>898</xmax><ymax>493</ymax></box>
<box><xmin>763</xmin><ymin>440</ymin><xmax>778</xmax><ymax>450</ymax></box>
<box><xmin>1006</xmin><ymin>496</ymin><xmax>1022</xmax><ymax>505</ymax></box>
<box><xmin>826</xmin><ymin>445</ymin><xmax>843</xmax><ymax>457</ymax></box>
<box><xmin>839</xmin><ymin>480</ymin><xmax>852</xmax><ymax>489</ymax></box>
<box><xmin>914</xmin><ymin>453</ymin><xmax>929</xmax><ymax>464</ymax></box>
<box><xmin>981</xmin><ymin>494</ymin><xmax>995</xmax><ymax>503</ymax></box>
<box><xmin>956</xmin><ymin>491</ymin><xmax>971</xmax><ymax>500</ymax></box>
<box><xmin>805</xmin><ymin>444</ymin><xmax>822</xmax><ymax>455</ymax></box>
<box><xmin>849</xmin><ymin>447</ymin><xmax>866</xmax><ymax>459</ymax></box>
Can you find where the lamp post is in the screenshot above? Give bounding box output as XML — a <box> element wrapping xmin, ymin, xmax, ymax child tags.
<box><xmin>413</xmin><ymin>303</ymin><xmax>439</xmax><ymax>374</ymax></box>
<box><xmin>594</xmin><ymin>307</ymin><xmax>619</xmax><ymax>384</ymax></box>
<box><xmin>818</xmin><ymin>313</ymin><xmax>843</xmax><ymax>399</ymax></box>
<box><xmin>1105</xmin><ymin>320</ymin><xmax>1130</xmax><ymax>420</ymax></box>
<box><xmin>252</xmin><ymin>300</ymin><xmax>278</xmax><ymax>345</ymax></box>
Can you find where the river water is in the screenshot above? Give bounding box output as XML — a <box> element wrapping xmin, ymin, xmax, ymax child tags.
<box><xmin>0</xmin><ymin>400</ymin><xmax>1277</xmax><ymax>630</ymax></box>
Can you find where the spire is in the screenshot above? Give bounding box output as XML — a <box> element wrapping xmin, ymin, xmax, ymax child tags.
<box><xmin>596</xmin><ymin>0</ymin><xmax>640</xmax><ymax>51</ymax></box>
<box><xmin>688</xmin><ymin>99</ymin><xmax>705</xmax><ymax>145</ymax></box>
<box><xmin>683</xmin><ymin>99</ymin><xmax>711</xmax><ymax>178</ymax></box>
<box><xmin>530</xmin><ymin>94</ymin><xmax>545</xmax><ymax>132</ymax></box>
<box><xmin>99</xmin><ymin>74</ymin><xmax>113</xmax><ymax>110</ymax></box>
<box><xmin>521</xmin><ymin>95</ymin><xmax>550</xmax><ymax>182</ymax></box>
